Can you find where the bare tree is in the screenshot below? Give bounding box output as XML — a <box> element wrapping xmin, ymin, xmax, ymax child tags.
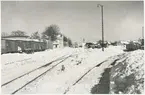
<box><xmin>67</xmin><ymin>38</ymin><xmax>73</xmax><ymax>47</ymax></box>
<box><xmin>42</xmin><ymin>24</ymin><xmax>60</xmax><ymax>41</ymax></box>
<box><xmin>31</xmin><ymin>31</ymin><xmax>40</xmax><ymax>39</ymax></box>
<box><xmin>1</xmin><ymin>32</ymin><xmax>9</xmax><ymax>37</ymax></box>
<box><xmin>63</xmin><ymin>35</ymin><xmax>68</xmax><ymax>42</ymax></box>
<box><xmin>11</xmin><ymin>30</ymin><xmax>27</xmax><ymax>36</ymax></box>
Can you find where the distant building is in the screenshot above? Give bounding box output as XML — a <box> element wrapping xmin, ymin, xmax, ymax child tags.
<box><xmin>73</xmin><ymin>42</ymin><xmax>79</xmax><ymax>48</ymax></box>
<box><xmin>53</xmin><ymin>34</ymin><xmax>64</xmax><ymax>48</ymax></box>
<box><xmin>43</xmin><ymin>39</ymin><xmax>53</xmax><ymax>49</ymax></box>
<box><xmin>63</xmin><ymin>41</ymin><xmax>69</xmax><ymax>47</ymax></box>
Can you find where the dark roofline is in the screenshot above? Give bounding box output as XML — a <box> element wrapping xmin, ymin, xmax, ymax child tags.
<box><xmin>2</xmin><ymin>35</ymin><xmax>30</xmax><ymax>38</ymax></box>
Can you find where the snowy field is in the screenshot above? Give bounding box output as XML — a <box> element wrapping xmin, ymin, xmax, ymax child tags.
<box><xmin>1</xmin><ymin>46</ymin><xmax>144</xmax><ymax>94</ymax></box>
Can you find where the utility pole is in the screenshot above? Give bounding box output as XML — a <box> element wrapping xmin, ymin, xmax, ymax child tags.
<box><xmin>83</xmin><ymin>38</ymin><xmax>85</xmax><ymax>43</ymax></box>
<box><xmin>142</xmin><ymin>26</ymin><xmax>144</xmax><ymax>39</ymax></box>
<box><xmin>97</xmin><ymin>4</ymin><xmax>104</xmax><ymax>51</ymax></box>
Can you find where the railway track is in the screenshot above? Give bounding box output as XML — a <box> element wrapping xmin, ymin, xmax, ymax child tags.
<box><xmin>1</xmin><ymin>54</ymin><xmax>73</xmax><ymax>94</ymax></box>
<box><xmin>63</xmin><ymin>60</ymin><xmax>107</xmax><ymax>94</ymax></box>
<box><xmin>63</xmin><ymin>53</ymin><xmax>127</xmax><ymax>94</ymax></box>
<box><xmin>1</xmin><ymin>55</ymin><xmax>67</xmax><ymax>87</ymax></box>
<box><xmin>63</xmin><ymin>59</ymin><xmax>118</xmax><ymax>94</ymax></box>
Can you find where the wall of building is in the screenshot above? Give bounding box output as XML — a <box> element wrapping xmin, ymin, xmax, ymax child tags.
<box><xmin>53</xmin><ymin>35</ymin><xmax>64</xmax><ymax>48</ymax></box>
<box><xmin>46</xmin><ymin>40</ymin><xmax>53</xmax><ymax>49</ymax></box>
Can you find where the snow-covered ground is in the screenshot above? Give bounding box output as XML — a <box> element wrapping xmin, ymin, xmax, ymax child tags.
<box><xmin>1</xmin><ymin>47</ymin><xmax>77</xmax><ymax>84</ymax></box>
<box><xmin>1</xmin><ymin>46</ymin><xmax>144</xmax><ymax>94</ymax></box>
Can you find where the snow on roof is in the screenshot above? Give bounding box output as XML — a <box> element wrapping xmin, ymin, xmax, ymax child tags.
<box><xmin>132</xmin><ymin>40</ymin><xmax>140</xmax><ymax>43</ymax></box>
<box><xmin>2</xmin><ymin>37</ymin><xmax>41</xmax><ymax>42</ymax></box>
<box><xmin>120</xmin><ymin>41</ymin><xmax>129</xmax><ymax>44</ymax></box>
<box><xmin>2</xmin><ymin>35</ymin><xmax>29</xmax><ymax>38</ymax></box>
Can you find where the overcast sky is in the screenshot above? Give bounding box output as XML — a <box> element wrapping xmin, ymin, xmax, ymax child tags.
<box><xmin>1</xmin><ymin>1</ymin><xmax>144</xmax><ymax>42</ymax></box>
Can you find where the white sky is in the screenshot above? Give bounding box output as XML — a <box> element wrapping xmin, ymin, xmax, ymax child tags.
<box><xmin>1</xmin><ymin>1</ymin><xmax>144</xmax><ymax>43</ymax></box>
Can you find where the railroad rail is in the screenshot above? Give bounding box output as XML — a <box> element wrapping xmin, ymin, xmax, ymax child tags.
<box><xmin>63</xmin><ymin>59</ymin><xmax>108</xmax><ymax>94</ymax></box>
<box><xmin>1</xmin><ymin>54</ymin><xmax>73</xmax><ymax>94</ymax></box>
<box><xmin>63</xmin><ymin>53</ymin><xmax>127</xmax><ymax>94</ymax></box>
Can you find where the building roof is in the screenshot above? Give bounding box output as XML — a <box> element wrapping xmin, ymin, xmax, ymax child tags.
<box><xmin>2</xmin><ymin>37</ymin><xmax>41</xmax><ymax>42</ymax></box>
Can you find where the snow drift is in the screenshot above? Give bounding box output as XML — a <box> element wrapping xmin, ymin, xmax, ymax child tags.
<box><xmin>110</xmin><ymin>50</ymin><xmax>144</xmax><ymax>94</ymax></box>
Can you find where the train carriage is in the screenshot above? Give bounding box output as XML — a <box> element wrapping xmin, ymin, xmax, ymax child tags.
<box><xmin>1</xmin><ymin>36</ymin><xmax>51</xmax><ymax>54</ymax></box>
<box><xmin>1</xmin><ymin>40</ymin><xmax>18</xmax><ymax>53</ymax></box>
<box><xmin>1</xmin><ymin>39</ymin><xmax>7</xmax><ymax>54</ymax></box>
<box><xmin>7</xmin><ymin>40</ymin><xmax>18</xmax><ymax>53</ymax></box>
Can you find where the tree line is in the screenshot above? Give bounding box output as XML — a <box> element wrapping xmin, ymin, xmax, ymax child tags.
<box><xmin>1</xmin><ymin>24</ymin><xmax>73</xmax><ymax>47</ymax></box>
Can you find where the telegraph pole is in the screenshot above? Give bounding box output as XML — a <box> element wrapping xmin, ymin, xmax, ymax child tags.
<box><xmin>142</xmin><ymin>26</ymin><xmax>144</xmax><ymax>39</ymax></box>
<box><xmin>97</xmin><ymin>4</ymin><xmax>104</xmax><ymax>51</ymax></box>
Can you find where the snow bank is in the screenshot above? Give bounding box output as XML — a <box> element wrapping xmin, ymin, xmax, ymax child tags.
<box><xmin>110</xmin><ymin>50</ymin><xmax>144</xmax><ymax>94</ymax></box>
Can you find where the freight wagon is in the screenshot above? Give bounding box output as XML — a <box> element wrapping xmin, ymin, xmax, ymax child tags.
<box><xmin>126</xmin><ymin>41</ymin><xmax>141</xmax><ymax>51</ymax></box>
<box><xmin>1</xmin><ymin>37</ymin><xmax>49</xmax><ymax>54</ymax></box>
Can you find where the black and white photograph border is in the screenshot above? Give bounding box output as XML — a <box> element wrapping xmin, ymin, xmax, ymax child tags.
<box><xmin>0</xmin><ymin>0</ymin><xmax>144</xmax><ymax>94</ymax></box>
